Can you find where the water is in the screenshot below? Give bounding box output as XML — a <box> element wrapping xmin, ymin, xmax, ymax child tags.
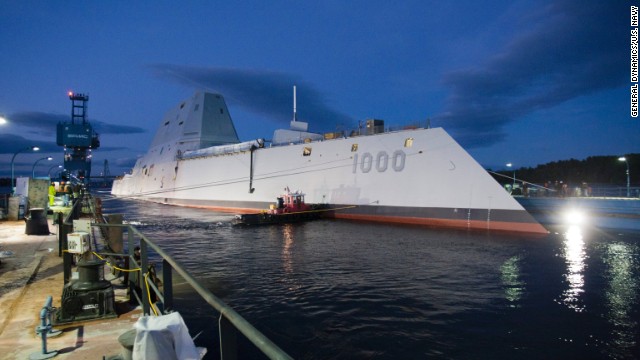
<box><xmin>100</xmin><ymin>195</ymin><xmax>640</xmax><ymax>359</ymax></box>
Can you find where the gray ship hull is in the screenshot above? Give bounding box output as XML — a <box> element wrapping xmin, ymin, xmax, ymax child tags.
<box><xmin>112</xmin><ymin>92</ymin><xmax>546</xmax><ymax>234</ymax></box>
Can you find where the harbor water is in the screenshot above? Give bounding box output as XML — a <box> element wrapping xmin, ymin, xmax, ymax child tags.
<box><xmin>100</xmin><ymin>194</ymin><xmax>640</xmax><ymax>359</ymax></box>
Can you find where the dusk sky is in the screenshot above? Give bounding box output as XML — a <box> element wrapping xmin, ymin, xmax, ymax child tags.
<box><xmin>1</xmin><ymin>0</ymin><xmax>637</xmax><ymax>180</ymax></box>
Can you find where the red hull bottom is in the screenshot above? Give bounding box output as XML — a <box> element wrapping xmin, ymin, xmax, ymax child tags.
<box><xmin>332</xmin><ymin>213</ymin><xmax>548</xmax><ymax>235</ymax></box>
<box><xmin>145</xmin><ymin>198</ymin><xmax>548</xmax><ymax>235</ymax></box>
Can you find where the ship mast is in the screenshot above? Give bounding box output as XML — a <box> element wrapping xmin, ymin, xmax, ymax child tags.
<box><xmin>289</xmin><ymin>85</ymin><xmax>307</xmax><ymax>131</ymax></box>
<box><xmin>292</xmin><ymin>85</ymin><xmax>297</xmax><ymax>122</ymax></box>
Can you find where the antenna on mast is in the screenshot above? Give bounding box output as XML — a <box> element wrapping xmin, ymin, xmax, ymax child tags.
<box><xmin>293</xmin><ymin>85</ymin><xmax>297</xmax><ymax>122</ymax></box>
<box><xmin>289</xmin><ymin>85</ymin><xmax>308</xmax><ymax>131</ymax></box>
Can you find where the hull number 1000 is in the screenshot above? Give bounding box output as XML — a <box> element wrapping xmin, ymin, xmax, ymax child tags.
<box><xmin>352</xmin><ymin>150</ymin><xmax>405</xmax><ymax>174</ymax></box>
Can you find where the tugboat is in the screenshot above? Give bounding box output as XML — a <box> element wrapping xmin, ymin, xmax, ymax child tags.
<box><xmin>233</xmin><ymin>189</ymin><xmax>331</xmax><ymax>226</ymax></box>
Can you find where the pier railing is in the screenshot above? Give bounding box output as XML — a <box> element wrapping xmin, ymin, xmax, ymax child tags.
<box><xmin>59</xmin><ymin>193</ymin><xmax>292</xmax><ymax>360</ymax></box>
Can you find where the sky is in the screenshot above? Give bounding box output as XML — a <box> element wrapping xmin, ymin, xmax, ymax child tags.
<box><xmin>0</xmin><ymin>0</ymin><xmax>638</xmax><ymax>180</ymax></box>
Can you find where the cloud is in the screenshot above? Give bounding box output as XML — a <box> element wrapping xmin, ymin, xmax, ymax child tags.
<box><xmin>0</xmin><ymin>134</ymin><xmax>58</xmax><ymax>154</ymax></box>
<box><xmin>112</xmin><ymin>156</ymin><xmax>138</xmax><ymax>169</ymax></box>
<box><xmin>435</xmin><ymin>0</ymin><xmax>627</xmax><ymax>148</ymax></box>
<box><xmin>7</xmin><ymin>111</ymin><xmax>146</xmax><ymax>136</ymax></box>
<box><xmin>92</xmin><ymin>122</ymin><xmax>146</xmax><ymax>135</ymax></box>
<box><xmin>7</xmin><ymin>112</ymin><xmax>67</xmax><ymax>137</ymax></box>
<box><xmin>148</xmin><ymin>64</ymin><xmax>354</xmax><ymax>130</ymax></box>
<box><xmin>0</xmin><ymin>132</ymin><xmax>133</xmax><ymax>156</ymax></box>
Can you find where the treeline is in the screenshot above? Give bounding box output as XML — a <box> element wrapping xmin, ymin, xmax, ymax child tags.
<box><xmin>492</xmin><ymin>154</ymin><xmax>638</xmax><ymax>186</ymax></box>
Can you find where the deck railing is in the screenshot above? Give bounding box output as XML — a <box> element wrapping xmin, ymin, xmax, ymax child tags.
<box><xmin>59</xmin><ymin>192</ymin><xmax>292</xmax><ymax>360</ymax></box>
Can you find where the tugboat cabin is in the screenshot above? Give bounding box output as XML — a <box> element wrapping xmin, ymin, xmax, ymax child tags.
<box><xmin>273</xmin><ymin>191</ymin><xmax>310</xmax><ymax>214</ymax></box>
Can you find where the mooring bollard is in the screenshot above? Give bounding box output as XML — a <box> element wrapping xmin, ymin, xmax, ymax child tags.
<box><xmin>29</xmin><ymin>296</ymin><xmax>59</xmax><ymax>360</ymax></box>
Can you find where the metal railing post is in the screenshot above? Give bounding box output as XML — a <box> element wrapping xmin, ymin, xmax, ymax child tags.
<box><xmin>57</xmin><ymin>212</ymin><xmax>65</xmax><ymax>257</ymax></box>
<box><xmin>72</xmin><ymin>197</ymin><xmax>80</xmax><ymax>219</ymax></box>
<box><xmin>127</xmin><ymin>226</ymin><xmax>137</xmax><ymax>304</ymax></box>
<box><xmin>140</xmin><ymin>240</ymin><xmax>150</xmax><ymax>315</ymax></box>
<box><xmin>162</xmin><ymin>259</ymin><xmax>173</xmax><ymax>312</ymax></box>
<box><xmin>219</xmin><ymin>315</ymin><xmax>238</xmax><ymax>360</ymax></box>
<box><xmin>59</xmin><ymin>214</ymin><xmax>73</xmax><ymax>285</ymax></box>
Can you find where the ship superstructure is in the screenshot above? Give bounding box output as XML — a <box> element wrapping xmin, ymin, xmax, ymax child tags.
<box><xmin>112</xmin><ymin>91</ymin><xmax>547</xmax><ymax>234</ymax></box>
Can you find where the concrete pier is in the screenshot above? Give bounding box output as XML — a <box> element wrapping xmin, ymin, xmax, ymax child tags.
<box><xmin>0</xmin><ymin>218</ymin><xmax>142</xmax><ymax>359</ymax></box>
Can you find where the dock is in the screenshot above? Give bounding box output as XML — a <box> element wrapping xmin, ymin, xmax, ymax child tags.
<box><xmin>0</xmin><ymin>193</ymin><xmax>293</xmax><ymax>360</ymax></box>
<box><xmin>0</xmin><ymin>218</ymin><xmax>141</xmax><ymax>359</ymax></box>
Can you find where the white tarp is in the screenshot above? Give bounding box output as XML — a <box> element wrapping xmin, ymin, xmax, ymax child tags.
<box><xmin>132</xmin><ymin>312</ymin><xmax>205</xmax><ymax>360</ymax></box>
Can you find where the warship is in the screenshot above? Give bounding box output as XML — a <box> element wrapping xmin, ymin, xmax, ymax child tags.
<box><xmin>112</xmin><ymin>91</ymin><xmax>546</xmax><ymax>234</ymax></box>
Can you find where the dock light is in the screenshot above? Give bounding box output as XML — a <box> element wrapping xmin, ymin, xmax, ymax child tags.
<box><xmin>506</xmin><ymin>163</ymin><xmax>515</xmax><ymax>189</ymax></box>
<box><xmin>564</xmin><ymin>209</ymin><xmax>586</xmax><ymax>225</ymax></box>
<box><xmin>48</xmin><ymin>164</ymin><xmax>63</xmax><ymax>178</ymax></box>
<box><xmin>32</xmin><ymin>156</ymin><xmax>53</xmax><ymax>178</ymax></box>
<box><xmin>10</xmin><ymin>146</ymin><xmax>40</xmax><ymax>195</ymax></box>
<box><xmin>618</xmin><ymin>157</ymin><xmax>630</xmax><ymax>198</ymax></box>
<box><xmin>0</xmin><ymin>115</ymin><xmax>7</xmax><ymax>125</ymax></box>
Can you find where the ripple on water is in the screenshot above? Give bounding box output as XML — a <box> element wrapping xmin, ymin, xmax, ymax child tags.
<box><xmin>102</xmin><ymin>197</ymin><xmax>640</xmax><ymax>359</ymax></box>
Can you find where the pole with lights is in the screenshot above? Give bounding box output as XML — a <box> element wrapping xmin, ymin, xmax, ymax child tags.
<box><xmin>48</xmin><ymin>165</ymin><xmax>63</xmax><ymax>179</ymax></box>
<box><xmin>32</xmin><ymin>157</ymin><xmax>53</xmax><ymax>178</ymax></box>
<box><xmin>10</xmin><ymin>146</ymin><xmax>40</xmax><ymax>195</ymax></box>
<box><xmin>506</xmin><ymin>163</ymin><xmax>515</xmax><ymax>190</ymax></box>
<box><xmin>618</xmin><ymin>157</ymin><xmax>630</xmax><ymax>198</ymax></box>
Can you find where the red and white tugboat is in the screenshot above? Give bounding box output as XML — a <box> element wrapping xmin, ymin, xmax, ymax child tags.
<box><xmin>233</xmin><ymin>188</ymin><xmax>331</xmax><ymax>226</ymax></box>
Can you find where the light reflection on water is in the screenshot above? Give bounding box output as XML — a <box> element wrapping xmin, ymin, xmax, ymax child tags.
<box><xmin>500</xmin><ymin>255</ymin><xmax>524</xmax><ymax>306</ymax></box>
<box><xmin>560</xmin><ymin>225</ymin><xmax>586</xmax><ymax>312</ymax></box>
<box><xmin>602</xmin><ymin>241</ymin><xmax>639</xmax><ymax>357</ymax></box>
<box><xmin>281</xmin><ymin>224</ymin><xmax>294</xmax><ymax>276</ymax></box>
